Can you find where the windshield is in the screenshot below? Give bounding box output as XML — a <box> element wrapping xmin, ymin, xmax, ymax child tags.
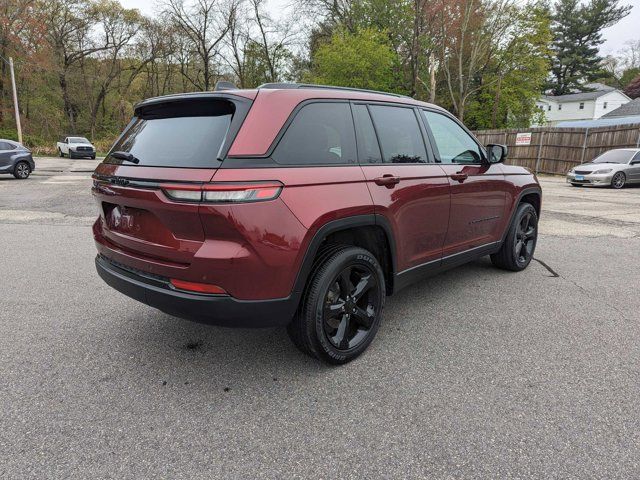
<box><xmin>592</xmin><ymin>150</ymin><xmax>633</xmax><ymax>164</ymax></box>
<box><xmin>105</xmin><ymin>99</ymin><xmax>233</xmax><ymax>168</ymax></box>
<box><xmin>69</xmin><ymin>137</ymin><xmax>90</xmax><ymax>143</ymax></box>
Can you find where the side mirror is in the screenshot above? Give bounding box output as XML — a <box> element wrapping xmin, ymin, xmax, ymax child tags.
<box><xmin>487</xmin><ymin>144</ymin><xmax>507</xmax><ymax>164</ymax></box>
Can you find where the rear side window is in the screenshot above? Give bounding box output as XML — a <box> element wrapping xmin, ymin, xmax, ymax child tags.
<box><xmin>273</xmin><ymin>102</ymin><xmax>356</xmax><ymax>165</ymax></box>
<box><xmin>368</xmin><ymin>105</ymin><xmax>428</xmax><ymax>163</ymax></box>
<box><xmin>422</xmin><ymin>110</ymin><xmax>482</xmax><ymax>164</ymax></box>
<box><xmin>0</xmin><ymin>141</ymin><xmax>15</xmax><ymax>150</ymax></box>
<box><xmin>105</xmin><ymin>100</ymin><xmax>234</xmax><ymax>168</ymax></box>
<box><xmin>353</xmin><ymin>104</ymin><xmax>382</xmax><ymax>164</ymax></box>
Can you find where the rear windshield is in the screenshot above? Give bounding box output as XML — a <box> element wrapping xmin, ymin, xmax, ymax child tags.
<box><xmin>105</xmin><ymin>99</ymin><xmax>234</xmax><ymax>168</ymax></box>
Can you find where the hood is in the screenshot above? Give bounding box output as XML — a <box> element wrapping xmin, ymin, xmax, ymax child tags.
<box><xmin>574</xmin><ymin>163</ymin><xmax>625</xmax><ymax>172</ymax></box>
<box><xmin>69</xmin><ymin>142</ymin><xmax>94</xmax><ymax>146</ymax></box>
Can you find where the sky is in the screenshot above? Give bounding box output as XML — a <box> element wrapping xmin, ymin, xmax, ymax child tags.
<box><xmin>118</xmin><ymin>0</ymin><xmax>640</xmax><ymax>56</ymax></box>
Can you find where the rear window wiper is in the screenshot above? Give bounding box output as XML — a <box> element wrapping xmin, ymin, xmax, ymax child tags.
<box><xmin>110</xmin><ymin>151</ymin><xmax>140</xmax><ymax>164</ymax></box>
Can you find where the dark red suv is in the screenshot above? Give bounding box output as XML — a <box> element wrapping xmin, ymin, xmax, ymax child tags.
<box><xmin>93</xmin><ymin>83</ymin><xmax>541</xmax><ymax>364</ymax></box>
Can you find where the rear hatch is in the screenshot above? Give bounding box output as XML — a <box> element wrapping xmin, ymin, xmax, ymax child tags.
<box><xmin>92</xmin><ymin>94</ymin><xmax>253</xmax><ymax>269</ymax></box>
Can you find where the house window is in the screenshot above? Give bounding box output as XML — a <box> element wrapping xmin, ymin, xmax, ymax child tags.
<box><xmin>603</xmin><ymin>102</ymin><xmax>608</xmax><ymax>109</ymax></box>
<box><xmin>548</xmin><ymin>105</ymin><xmax>551</xmax><ymax>111</ymax></box>
<box><xmin>558</xmin><ymin>104</ymin><xmax>562</xmax><ymax>110</ymax></box>
<box><xmin>579</xmin><ymin>102</ymin><xmax>584</xmax><ymax>109</ymax></box>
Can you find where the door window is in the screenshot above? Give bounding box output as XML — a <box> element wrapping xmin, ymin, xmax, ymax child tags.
<box><xmin>273</xmin><ymin>102</ymin><xmax>356</xmax><ymax>165</ymax></box>
<box><xmin>422</xmin><ymin>111</ymin><xmax>483</xmax><ymax>165</ymax></box>
<box><xmin>0</xmin><ymin>141</ymin><xmax>14</xmax><ymax>150</ymax></box>
<box><xmin>368</xmin><ymin>105</ymin><xmax>428</xmax><ymax>164</ymax></box>
<box><xmin>352</xmin><ymin>104</ymin><xmax>382</xmax><ymax>164</ymax></box>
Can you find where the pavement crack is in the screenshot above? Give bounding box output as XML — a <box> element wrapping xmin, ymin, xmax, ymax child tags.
<box><xmin>532</xmin><ymin>257</ymin><xmax>560</xmax><ymax>277</ymax></box>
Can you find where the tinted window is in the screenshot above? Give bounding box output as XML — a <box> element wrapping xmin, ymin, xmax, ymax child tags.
<box><xmin>353</xmin><ymin>104</ymin><xmax>382</xmax><ymax>163</ymax></box>
<box><xmin>105</xmin><ymin>100</ymin><xmax>234</xmax><ymax>168</ymax></box>
<box><xmin>273</xmin><ymin>102</ymin><xmax>356</xmax><ymax>165</ymax></box>
<box><xmin>422</xmin><ymin>111</ymin><xmax>482</xmax><ymax>164</ymax></box>
<box><xmin>0</xmin><ymin>141</ymin><xmax>14</xmax><ymax>150</ymax></box>
<box><xmin>368</xmin><ymin>105</ymin><xmax>427</xmax><ymax>163</ymax></box>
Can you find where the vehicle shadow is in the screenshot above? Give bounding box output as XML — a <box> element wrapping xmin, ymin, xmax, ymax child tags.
<box><xmin>115</xmin><ymin>256</ymin><xmax>507</xmax><ymax>386</ymax></box>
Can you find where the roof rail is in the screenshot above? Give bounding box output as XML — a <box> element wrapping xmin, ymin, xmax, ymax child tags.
<box><xmin>257</xmin><ymin>82</ymin><xmax>409</xmax><ymax>99</ymax></box>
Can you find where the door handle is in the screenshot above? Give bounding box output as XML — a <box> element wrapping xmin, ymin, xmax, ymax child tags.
<box><xmin>374</xmin><ymin>175</ymin><xmax>400</xmax><ymax>188</ymax></box>
<box><xmin>450</xmin><ymin>172</ymin><xmax>468</xmax><ymax>183</ymax></box>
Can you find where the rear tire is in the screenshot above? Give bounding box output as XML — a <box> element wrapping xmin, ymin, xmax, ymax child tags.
<box><xmin>13</xmin><ymin>161</ymin><xmax>31</xmax><ymax>179</ymax></box>
<box><xmin>287</xmin><ymin>245</ymin><xmax>385</xmax><ymax>364</ymax></box>
<box><xmin>91</xmin><ymin>155</ymin><xmax>96</xmax><ymax>160</ymax></box>
<box><xmin>59</xmin><ymin>148</ymin><xmax>64</xmax><ymax>157</ymax></box>
<box><xmin>491</xmin><ymin>203</ymin><xmax>538</xmax><ymax>271</ymax></box>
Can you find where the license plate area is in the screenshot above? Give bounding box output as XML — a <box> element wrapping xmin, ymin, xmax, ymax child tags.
<box><xmin>575</xmin><ymin>175</ymin><xmax>585</xmax><ymax>181</ymax></box>
<box><xmin>102</xmin><ymin>202</ymin><xmax>179</xmax><ymax>247</ymax></box>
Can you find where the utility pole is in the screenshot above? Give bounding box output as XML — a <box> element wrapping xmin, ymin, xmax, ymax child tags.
<box><xmin>8</xmin><ymin>57</ymin><xmax>23</xmax><ymax>145</ymax></box>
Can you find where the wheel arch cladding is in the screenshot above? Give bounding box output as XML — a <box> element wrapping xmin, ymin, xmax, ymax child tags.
<box><xmin>520</xmin><ymin>191</ymin><xmax>541</xmax><ymax>217</ymax></box>
<box><xmin>292</xmin><ymin>215</ymin><xmax>397</xmax><ymax>297</ymax></box>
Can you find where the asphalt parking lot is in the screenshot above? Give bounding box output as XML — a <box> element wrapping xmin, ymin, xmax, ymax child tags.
<box><xmin>1</xmin><ymin>159</ymin><xmax>640</xmax><ymax>478</ymax></box>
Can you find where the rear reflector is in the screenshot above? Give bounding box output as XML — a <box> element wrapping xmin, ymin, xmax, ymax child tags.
<box><xmin>170</xmin><ymin>279</ymin><xmax>227</xmax><ymax>295</ymax></box>
<box><xmin>161</xmin><ymin>182</ymin><xmax>282</xmax><ymax>203</ymax></box>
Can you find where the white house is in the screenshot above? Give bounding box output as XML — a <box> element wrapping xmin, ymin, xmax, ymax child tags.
<box><xmin>534</xmin><ymin>83</ymin><xmax>631</xmax><ymax>126</ymax></box>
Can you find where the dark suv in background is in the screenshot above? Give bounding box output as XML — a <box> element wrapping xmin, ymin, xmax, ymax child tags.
<box><xmin>92</xmin><ymin>83</ymin><xmax>541</xmax><ymax>364</ymax></box>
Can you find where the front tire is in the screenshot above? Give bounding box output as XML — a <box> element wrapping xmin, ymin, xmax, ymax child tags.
<box><xmin>13</xmin><ymin>161</ymin><xmax>31</xmax><ymax>179</ymax></box>
<box><xmin>287</xmin><ymin>245</ymin><xmax>386</xmax><ymax>364</ymax></box>
<box><xmin>611</xmin><ymin>172</ymin><xmax>625</xmax><ymax>189</ymax></box>
<box><xmin>491</xmin><ymin>203</ymin><xmax>538</xmax><ymax>271</ymax></box>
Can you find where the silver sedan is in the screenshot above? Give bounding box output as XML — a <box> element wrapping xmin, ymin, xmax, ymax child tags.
<box><xmin>567</xmin><ymin>148</ymin><xmax>640</xmax><ymax>189</ymax></box>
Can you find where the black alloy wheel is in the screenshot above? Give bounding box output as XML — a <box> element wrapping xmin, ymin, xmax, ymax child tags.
<box><xmin>514</xmin><ymin>209</ymin><xmax>537</xmax><ymax>268</ymax></box>
<box><xmin>322</xmin><ymin>264</ymin><xmax>380</xmax><ymax>351</ymax></box>
<box><xmin>491</xmin><ymin>202</ymin><xmax>538</xmax><ymax>271</ymax></box>
<box><xmin>287</xmin><ymin>245</ymin><xmax>386</xmax><ymax>364</ymax></box>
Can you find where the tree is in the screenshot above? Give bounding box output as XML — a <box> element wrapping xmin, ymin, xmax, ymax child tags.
<box><xmin>466</xmin><ymin>2</ymin><xmax>551</xmax><ymax>129</ymax></box>
<box><xmin>625</xmin><ymin>74</ymin><xmax>640</xmax><ymax>99</ymax></box>
<box><xmin>548</xmin><ymin>0</ymin><xmax>630</xmax><ymax>95</ymax></box>
<box><xmin>307</xmin><ymin>28</ymin><xmax>396</xmax><ymax>91</ymax></box>
<box><xmin>162</xmin><ymin>0</ymin><xmax>237</xmax><ymax>91</ymax></box>
<box><xmin>438</xmin><ymin>0</ymin><xmax>515</xmax><ymax>122</ymax></box>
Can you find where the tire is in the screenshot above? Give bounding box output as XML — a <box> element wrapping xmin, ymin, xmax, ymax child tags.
<box><xmin>13</xmin><ymin>161</ymin><xmax>31</xmax><ymax>179</ymax></box>
<box><xmin>58</xmin><ymin>148</ymin><xmax>64</xmax><ymax>157</ymax></box>
<box><xmin>69</xmin><ymin>152</ymin><xmax>75</xmax><ymax>159</ymax></box>
<box><xmin>611</xmin><ymin>172</ymin><xmax>625</xmax><ymax>189</ymax></box>
<box><xmin>287</xmin><ymin>245</ymin><xmax>386</xmax><ymax>365</ymax></box>
<box><xmin>91</xmin><ymin>155</ymin><xmax>96</xmax><ymax>160</ymax></box>
<box><xmin>491</xmin><ymin>202</ymin><xmax>538</xmax><ymax>272</ymax></box>
<box><xmin>570</xmin><ymin>183</ymin><xmax>583</xmax><ymax>187</ymax></box>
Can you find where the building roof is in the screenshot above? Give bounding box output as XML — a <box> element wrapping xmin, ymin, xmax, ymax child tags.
<box><xmin>602</xmin><ymin>98</ymin><xmax>640</xmax><ymax>118</ymax></box>
<box><xmin>555</xmin><ymin>115</ymin><xmax>640</xmax><ymax>128</ymax></box>
<box><xmin>540</xmin><ymin>90</ymin><xmax>613</xmax><ymax>103</ymax></box>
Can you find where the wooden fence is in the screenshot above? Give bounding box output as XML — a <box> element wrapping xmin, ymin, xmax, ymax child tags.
<box><xmin>473</xmin><ymin>123</ymin><xmax>640</xmax><ymax>175</ymax></box>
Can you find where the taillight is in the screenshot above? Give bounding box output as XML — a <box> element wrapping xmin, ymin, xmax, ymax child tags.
<box><xmin>161</xmin><ymin>182</ymin><xmax>282</xmax><ymax>203</ymax></box>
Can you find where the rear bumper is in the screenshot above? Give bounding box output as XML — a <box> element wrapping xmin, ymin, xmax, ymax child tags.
<box><xmin>95</xmin><ymin>255</ymin><xmax>297</xmax><ymax>328</ymax></box>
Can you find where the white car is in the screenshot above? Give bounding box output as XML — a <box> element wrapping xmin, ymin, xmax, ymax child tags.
<box><xmin>566</xmin><ymin>148</ymin><xmax>640</xmax><ymax>189</ymax></box>
<box><xmin>57</xmin><ymin>136</ymin><xmax>96</xmax><ymax>159</ymax></box>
